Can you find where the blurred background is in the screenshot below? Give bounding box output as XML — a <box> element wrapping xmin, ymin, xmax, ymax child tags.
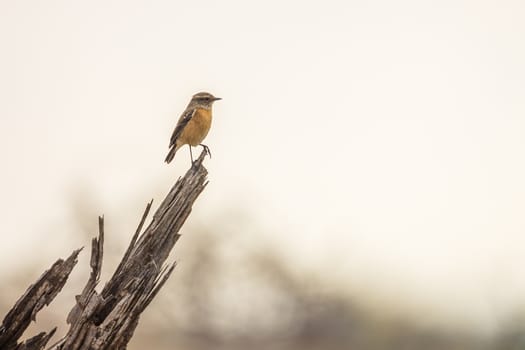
<box><xmin>1</xmin><ymin>0</ymin><xmax>525</xmax><ymax>349</ymax></box>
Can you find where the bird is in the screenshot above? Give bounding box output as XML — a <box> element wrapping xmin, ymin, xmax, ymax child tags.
<box><xmin>165</xmin><ymin>91</ymin><xmax>221</xmax><ymax>164</ymax></box>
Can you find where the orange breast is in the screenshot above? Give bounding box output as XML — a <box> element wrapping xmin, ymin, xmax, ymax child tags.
<box><xmin>179</xmin><ymin>108</ymin><xmax>212</xmax><ymax>146</ymax></box>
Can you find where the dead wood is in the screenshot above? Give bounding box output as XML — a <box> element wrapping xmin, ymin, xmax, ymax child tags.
<box><xmin>0</xmin><ymin>150</ymin><xmax>209</xmax><ymax>350</ymax></box>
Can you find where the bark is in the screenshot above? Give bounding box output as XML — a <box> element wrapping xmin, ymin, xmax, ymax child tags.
<box><xmin>0</xmin><ymin>151</ymin><xmax>209</xmax><ymax>350</ymax></box>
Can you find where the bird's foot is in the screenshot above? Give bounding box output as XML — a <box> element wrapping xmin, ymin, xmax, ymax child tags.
<box><xmin>200</xmin><ymin>144</ymin><xmax>212</xmax><ymax>158</ymax></box>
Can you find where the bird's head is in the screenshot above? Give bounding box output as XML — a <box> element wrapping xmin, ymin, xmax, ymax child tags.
<box><xmin>189</xmin><ymin>92</ymin><xmax>221</xmax><ymax>109</ymax></box>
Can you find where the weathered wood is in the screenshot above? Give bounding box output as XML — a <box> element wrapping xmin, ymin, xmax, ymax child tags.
<box><xmin>0</xmin><ymin>150</ymin><xmax>209</xmax><ymax>350</ymax></box>
<box><xmin>0</xmin><ymin>250</ymin><xmax>81</xmax><ymax>350</ymax></box>
<box><xmin>56</xmin><ymin>151</ymin><xmax>209</xmax><ymax>349</ymax></box>
<box><xmin>17</xmin><ymin>329</ymin><xmax>56</xmax><ymax>350</ymax></box>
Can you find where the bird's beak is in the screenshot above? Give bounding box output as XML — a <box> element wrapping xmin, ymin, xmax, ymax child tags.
<box><xmin>213</xmin><ymin>97</ymin><xmax>222</xmax><ymax>101</ymax></box>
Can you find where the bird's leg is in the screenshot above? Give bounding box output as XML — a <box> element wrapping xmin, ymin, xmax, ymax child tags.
<box><xmin>200</xmin><ymin>144</ymin><xmax>212</xmax><ymax>158</ymax></box>
<box><xmin>188</xmin><ymin>145</ymin><xmax>194</xmax><ymax>163</ymax></box>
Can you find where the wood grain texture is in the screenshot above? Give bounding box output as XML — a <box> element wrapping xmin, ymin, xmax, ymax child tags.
<box><xmin>0</xmin><ymin>150</ymin><xmax>209</xmax><ymax>350</ymax></box>
<box><xmin>0</xmin><ymin>250</ymin><xmax>80</xmax><ymax>350</ymax></box>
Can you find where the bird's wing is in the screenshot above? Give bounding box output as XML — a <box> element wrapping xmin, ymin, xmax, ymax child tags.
<box><xmin>169</xmin><ymin>108</ymin><xmax>196</xmax><ymax>147</ymax></box>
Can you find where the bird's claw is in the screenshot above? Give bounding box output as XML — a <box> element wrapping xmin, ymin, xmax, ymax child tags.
<box><xmin>200</xmin><ymin>144</ymin><xmax>212</xmax><ymax>158</ymax></box>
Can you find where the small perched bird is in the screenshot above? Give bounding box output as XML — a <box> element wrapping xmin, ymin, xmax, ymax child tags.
<box><xmin>165</xmin><ymin>91</ymin><xmax>221</xmax><ymax>164</ymax></box>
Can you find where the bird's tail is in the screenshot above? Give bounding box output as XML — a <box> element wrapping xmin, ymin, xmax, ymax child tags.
<box><xmin>165</xmin><ymin>145</ymin><xmax>178</xmax><ymax>163</ymax></box>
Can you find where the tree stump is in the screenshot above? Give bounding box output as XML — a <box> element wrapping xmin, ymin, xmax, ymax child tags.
<box><xmin>0</xmin><ymin>151</ymin><xmax>209</xmax><ymax>350</ymax></box>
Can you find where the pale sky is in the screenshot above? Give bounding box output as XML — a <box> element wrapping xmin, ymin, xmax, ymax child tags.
<box><xmin>1</xmin><ymin>0</ymin><xmax>525</xmax><ymax>337</ymax></box>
